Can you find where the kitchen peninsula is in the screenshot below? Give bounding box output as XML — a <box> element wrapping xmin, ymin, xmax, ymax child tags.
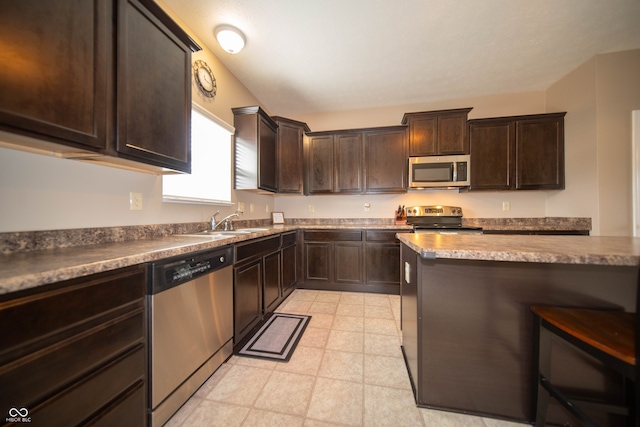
<box><xmin>398</xmin><ymin>233</ymin><xmax>640</xmax><ymax>424</ymax></box>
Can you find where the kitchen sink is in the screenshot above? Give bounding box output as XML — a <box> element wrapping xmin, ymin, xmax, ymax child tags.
<box><xmin>178</xmin><ymin>228</ymin><xmax>269</xmax><ymax>238</ymax></box>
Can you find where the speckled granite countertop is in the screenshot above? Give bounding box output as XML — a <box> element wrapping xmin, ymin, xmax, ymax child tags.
<box><xmin>0</xmin><ymin>223</ymin><xmax>411</xmax><ymax>296</ymax></box>
<box><xmin>0</xmin><ymin>217</ymin><xmax>594</xmax><ymax>296</ymax></box>
<box><xmin>397</xmin><ymin>234</ymin><xmax>640</xmax><ymax>266</ymax></box>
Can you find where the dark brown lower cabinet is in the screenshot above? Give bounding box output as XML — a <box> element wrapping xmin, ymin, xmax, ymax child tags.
<box><xmin>0</xmin><ymin>265</ymin><xmax>147</xmax><ymax>426</ymax></box>
<box><xmin>400</xmin><ymin>242</ymin><xmax>637</xmax><ymax>425</ymax></box>
<box><xmin>233</xmin><ymin>258</ymin><xmax>263</xmax><ymax>346</ymax></box>
<box><xmin>281</xmin><ymin>231</ymin><xmax>298</xmax><ymax>296</ymax></box>
<box><xmin>234</xmin><ymin>233</ymin><xmax>292</xmax><ymax>346</ymax></box>
<box><xmin>301</xmin><ymin>229</ymin><xmax>408</xmax><ymax>294</ymax></box>
<box><xmin>263</xmin><ymin>251</ymin><xmax>282</xmax><ymax>313</ymax></box>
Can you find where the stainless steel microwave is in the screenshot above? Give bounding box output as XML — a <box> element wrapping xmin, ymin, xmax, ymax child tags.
<box><xmin>408</xmin><ymin>155</ymin><xmax>471</xmax><ymax>189</ymax></box>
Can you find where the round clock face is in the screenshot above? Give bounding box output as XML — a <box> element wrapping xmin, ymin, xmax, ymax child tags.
<box><xmin>193</xmin><ymin>60</ymin><xmax>216</xmax><ymax>97</ymax></box>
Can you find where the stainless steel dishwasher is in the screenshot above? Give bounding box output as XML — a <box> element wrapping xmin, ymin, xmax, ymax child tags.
<box><xmin>147</xmin><ymin>246</ymin><xmax>234</xmax><ymax>427</ymax></box>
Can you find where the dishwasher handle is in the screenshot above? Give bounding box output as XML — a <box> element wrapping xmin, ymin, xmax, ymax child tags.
<box><xmin>149</xmin><ymin>246</ymin><xmax>234</xmax><ymax>294</ymax></box>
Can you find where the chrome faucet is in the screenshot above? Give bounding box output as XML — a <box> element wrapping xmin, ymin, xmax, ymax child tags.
<box><xmin>211</xmin><ymin>210</ymin><xmax>242</xmax><ymax>231</ymax></box>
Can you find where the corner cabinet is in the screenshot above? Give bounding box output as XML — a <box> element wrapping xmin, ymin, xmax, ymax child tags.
<box><xmin>402</xmin><ymin>108</ymin><xmax>473</xmax><ymax>156</ymax></box>
<box><xmin>469</xmin><ymin>112</ymin><xmax>566</xmax><ymax>191</ymax></box>
<box><xmin>0</xmin><ymin>0</ymin><xmax>200</xmax><ymax>174</ymax></box>
<box><xmin>305</xmin><ymin>126</ymin><xmax>407</xmax><ymax>195</ymax></box>
<box><xmin>0</xmin><ymin>265</ymin><xmax>147</xmax><ymax>426</ymax></box>
<box><xmin>233</xmin><ymin>106</ymin><xmax>279</xmax><ymax>193</ymax></box>
<box><xmin>272</xmin><ymin>117</ymin><xmax>310</xmax><ymax>194</ymax></box>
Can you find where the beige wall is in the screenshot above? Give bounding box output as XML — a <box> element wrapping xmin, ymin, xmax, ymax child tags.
<box><xmin>546</xmin><ymin>49</ymin><xmax>640</xmax><ymax>236</ymax></box>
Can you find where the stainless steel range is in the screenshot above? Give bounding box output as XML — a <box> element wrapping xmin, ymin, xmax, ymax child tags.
<box><xmin>405</xmin><ymin>205</ymin><xmax>482</xmax><ymax>234</ymax></box>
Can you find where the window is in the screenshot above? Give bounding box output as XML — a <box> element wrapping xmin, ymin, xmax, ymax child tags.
<box><xmin>162</xmin><ymin>104</ymin><xmax>234</xmax><ymax>205</ymax></box>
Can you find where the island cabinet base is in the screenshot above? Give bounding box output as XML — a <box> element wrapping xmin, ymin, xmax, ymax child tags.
<box><xmin>400</xmin><ymin>243</ymin><xmax>638</xmax><ymax>426</ymax></box>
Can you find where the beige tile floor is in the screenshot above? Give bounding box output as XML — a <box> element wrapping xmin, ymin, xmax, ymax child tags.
<box><xmin>165</xmin><ymin>289</ymin><xmax>526</xmax><ymax>427</ymax></box>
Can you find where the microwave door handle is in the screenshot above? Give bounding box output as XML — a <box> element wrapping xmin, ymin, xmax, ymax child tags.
<box><xmin>452</xmin><ymin>162</ymin><xmax>457</xmax><ymax>182</ymax></box>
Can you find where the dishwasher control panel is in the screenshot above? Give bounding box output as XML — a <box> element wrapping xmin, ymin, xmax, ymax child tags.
<box><xmin>148</xmin><ymin>245</ymin><xmax>233</xmax><ymax>294</ymax></box>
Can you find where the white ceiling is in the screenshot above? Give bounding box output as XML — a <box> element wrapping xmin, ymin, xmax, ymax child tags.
<box><xmin>161</xmin><ymin>0</ymin><xmax>640</xmax><ymax>117</ymax></box>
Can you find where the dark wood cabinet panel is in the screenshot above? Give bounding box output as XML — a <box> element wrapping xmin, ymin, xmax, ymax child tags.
<box><xmin>0</xmin><ymin>265</ymin><xmax>146</xmax><ymax>426</ymax></box>
<box><xmin>234</xmin><ymin>233</ymin><xmax>291</xmax><ymax>346</ymax></box>
<box><xmin>363</xmin><ymin>127</ymin><xmax>407</xmax><ymax>193</ymax></box>
<box><xmin>402</xmin><ymin>108</ymin><xmax>472</xmax><ymax>156</ymax></box>
<box><xmin>301</xmin><ymin>229</ymin><xmax>407</xmax><ymax>294</ymax></box>
<box><xmin>273</xmin><ymin>117</ymin><xmax>310</xmax><ymax>194</ymax></box>
<box><xmin>306</xmin><ymin>126</ymin><xmax>408</xmax><ymax>195</ymax></box>
<box><xmin>438</xmin><ymin>113</ymin><xmax>470</xmax><ymax>154</ymax></box>
<box><xmin>0</xmin><ymin>0</ymin><xmax>110</xmax><ymax>150</ymax></box>
<box><xmin>469</xmin><ymin>113</ymin><xmax>565</xmax><ymax>191</ymax></box>
<box><xmin>334</xmin><ymin>133</ymin><xmax>364</xmax><ymax>193</ymax></box>
<box><xmin>469</xmin><ymin>119</ymin><xmax>514</xmax><ymax>190</ymax></box>
<box><xmin>233</xmin><ymin>106</ymin><xmax>279</xmax><ymax>192</ymax></box>
<box><xmin>515</xmin><ymin>116</ymin><xmax>565</xmax><ymax>190</ymax></box>
<box><xmin>263</xmin><ymin>251</ymin><xmax>282</xmax><ymax>313</ymax></box>
<box><xmin>258</xmin><ymin>115</ymin><xmax>278</xmax><ymax>192</ymax></box>
<box><xmin>305</xmin><ymin>242</ymin><xmax>331</xmax><ymax>282</ymax></box>
<box><xmin>334</xmin><ymin>242</ymin><xmax>363</xmax><ymax>284</ymax></box>
<box><xmin>366</xmin><ymin>243</ymin><xmax>401</xmax><ymax>286</ymax></box>
<box><xmin>233</xmin><ymin>259</ymin><xmax>263</xmax><ymax>344</ymax></box>
<box><xmin>306</xmin><ymin>135</ymin><xmax>335</xmax><ymax>194</ymax></box>
<box><xmin>281</xmin><ymin>231</ymin><xmax>298</xmax><ymax>296</ymax></box>
<box><xmin>0</xmin><ymin>0</ymin><xmax>199</xmax><ymax>174</ymax></box>
<box><xmin>406</xmin><ymin>115</ymin><xmax>437</xmax><ymax>156</ymax></box>
<box><xmin>116</xmin><ymin>0</ymin><xmax>194</xmax><ymax>172</ymax></box>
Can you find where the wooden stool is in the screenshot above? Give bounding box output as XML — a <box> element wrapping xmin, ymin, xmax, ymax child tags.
<box><xmin>531</xmin><ymin>305</ymin><xmax>638</xmax><ymax>426</ymax></box>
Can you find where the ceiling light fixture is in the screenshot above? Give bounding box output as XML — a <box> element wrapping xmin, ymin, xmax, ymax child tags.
<box><xmin>215</xmin><ymin>25</ymin><xmax>246</xmax><ymax>54</ymax></box>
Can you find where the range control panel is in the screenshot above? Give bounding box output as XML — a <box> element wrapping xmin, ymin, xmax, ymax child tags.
<box><xmin>405</xmin><ymin>205</ymin><xmax>463</xmax><ymax>217</ymax></box>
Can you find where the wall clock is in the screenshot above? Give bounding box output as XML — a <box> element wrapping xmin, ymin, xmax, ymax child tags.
<box><xmin>193</xmin><ymin>60</ymin><xmax>216</xmax><ymax>98</ymax></box>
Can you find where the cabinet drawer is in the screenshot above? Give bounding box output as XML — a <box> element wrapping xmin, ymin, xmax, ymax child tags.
<box><xmin>30</xmin><ymin>345</ymin><xmax>145</xmax><ymax>427</ymax></box>
<box><xmin>236</xmin><ymin>235</ymin><xmax>281</xmax><ymax>264</ymax></box>
<box><xmin>0</xmin><ymin>309</ymin><xmax>144</xmax><ymax>408</ymax></box>
<box><xmin>364</xmin><ymin>230</ymin><xmax>408</xmax><ymax>242</ymax></box>
<box><xmin>88</xmin><ymin>381</ymin><xmax>146</xmax><ymax>427</ymax></box>
<box><xmin>304</xmin><ymin>230</ymin><xmax>362</xmax><ymax>242</ymax></box>
<box><xmin>281</xmin><ymin>231</ymin><xmax>297</xmax><ymax>247</ymax></box>
<box><xmin>0</xmin><ymin>265</ymin><xmax>145</xmax><ymax>354</ymax></box>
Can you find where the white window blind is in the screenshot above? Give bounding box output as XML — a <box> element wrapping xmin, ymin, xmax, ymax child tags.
<box><xmin>162</xmin><ymin>104</ymin><xmax>234</xmax><ymax>205</ymax></box>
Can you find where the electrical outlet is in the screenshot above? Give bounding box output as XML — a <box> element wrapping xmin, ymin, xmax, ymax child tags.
<box><xmin>308</xmin><ymin>205</ymin><xmax>315</xmax><ymax>213</ymax></box>
<box><xmin>129</xmin><ymin>192</ymin><xmax>143</xmax><ymax>210</ymax></box>
<box><xmin>364</xmin><ymin>203</ymin><xmax>371</xmax><ymax>212</ymax></box>
<box><xmin>237</xmin><ymin>202</ymin><xmax>245</xmax><ymax>213</ymax></box>
<box><xmin>502</xmin><ymin>201</ymin><xmax>511</xmax><ymax>211</ymax></box>
<box><xmin>250</xmin><ymin>203</ymin><xmax>255</xmax><ymax>213</ymax></box>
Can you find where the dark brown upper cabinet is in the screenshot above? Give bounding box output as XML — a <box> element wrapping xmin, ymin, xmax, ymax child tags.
<box><xmin>402</xmin><ymin>108</ymin><xmax>473</xmax><ymax>156</ymax></box>
<box><xmin>469</xmin><ymin>112</ymin><xmax>566</xmax><ymax>191</ymax></box>
<box><xmin>305</xmin><ymin>131</ymin><xmax>363</xmax><ymax>194</ymax></box>
<box><xmin>272</xmin><ymin>116</ymin><xmax>310</xmax><ymax>194</ymax></box>
<box><xmin>0</xmin><ymin>0</ymin><xmax>111</xmax><ymax>151</ymax></box>
<box><xmin>115</xmin><ymin>0</ymin><xmax>198</xmax><ymax>173</ymax></box>
<box><xmin>0</xmin><ymin>0</ymin><xmax>200</xmax><ymax>174</ymax></box>
<box><xmin>233</xmin><ymin>106</ymin><xmax>279</xmax><ymax>193</ymax></box>
<box><xmin>363</xmin><ymin>126</ymin><xmax>408</xmax><ymax>193</ymax></box>
<box><xmin>305</xmin><ymin>126</ymin><xmax>407</xmax><ymax>195</ymax></box>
